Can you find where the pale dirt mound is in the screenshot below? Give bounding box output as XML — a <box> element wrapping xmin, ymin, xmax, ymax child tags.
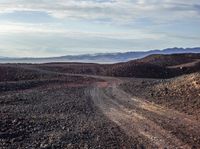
<box><xmin>152</xmin><ymin>73</ymin><xmax>200</xmax><ymax>118</ymax></box>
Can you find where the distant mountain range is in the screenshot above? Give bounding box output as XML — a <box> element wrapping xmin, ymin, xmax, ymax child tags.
<box><xmin>0</xmin><ymin>47</ymin><xmax>200</xmax><ymax>63</ymax></box>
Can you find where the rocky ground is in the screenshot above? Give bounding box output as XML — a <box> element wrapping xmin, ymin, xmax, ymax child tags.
<box><xmin>0</xmin><ymin>65</ymin><xmax>146</xmax><ymax>149</ymax></box>
<box><xmin>120</xmin><ymin>72</ymin><xmax>200</xmax><ymax>120</ymax></box>
<box><xmin>1</xmin><ymin>54</ymin><xmax>200</xmax><ymax>149</ymax></box>
<box><xmin>1</xmin><ymin>85</ymin><xmax>145</xmax><ymax>148</ymax></box>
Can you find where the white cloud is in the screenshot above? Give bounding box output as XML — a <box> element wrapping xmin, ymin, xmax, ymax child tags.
<box><xmin>0</xmin><ymin>0</ymin><xmax>199</xmax><ymax>24</ymax></box>
<box><xmin>0</xmin><ymin>22</ymin><xmax>164</xmax><ymax>40</ymax></box>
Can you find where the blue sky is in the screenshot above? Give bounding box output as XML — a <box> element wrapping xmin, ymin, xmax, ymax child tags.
<box><xmin>0</xmin><ymin>0</ymin><xmax>199</xmax><ymax>57</ymax></box>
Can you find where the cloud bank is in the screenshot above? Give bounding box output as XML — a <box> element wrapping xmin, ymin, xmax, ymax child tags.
<box><xmin>1</xmin><ymin>0</ymin><xmax>200</xmax><ymax>23</ymax></box>
<box><xmin>0</xmin><ymin>0</ymin><xmax>199</xmax><ymax>57</ymax></box>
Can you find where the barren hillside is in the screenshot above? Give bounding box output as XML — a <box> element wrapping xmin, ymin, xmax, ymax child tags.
<box><xmin>35</xmin><ymin>53</ymin><xmax>200</xmax><ymax>79</ymax></box>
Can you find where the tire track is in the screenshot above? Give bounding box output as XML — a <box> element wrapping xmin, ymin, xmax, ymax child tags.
<box><xmin>89</xmin><ymin>81</ymin><xmax>199</xmax><ymax>148</ymax></box>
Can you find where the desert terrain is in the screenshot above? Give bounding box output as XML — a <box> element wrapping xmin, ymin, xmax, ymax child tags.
<box><xmin>0</xmin><ymin>53</ymin><xmax>200</xmax><ymax>149</ymax></box>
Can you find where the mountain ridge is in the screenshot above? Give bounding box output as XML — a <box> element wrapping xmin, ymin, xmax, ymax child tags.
<box><xmin>1</xmin><ymin>47</ymin><xmax>200</xmax><ymax>63</ymax></box>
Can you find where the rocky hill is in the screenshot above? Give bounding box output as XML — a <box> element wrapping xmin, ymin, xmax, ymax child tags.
<box><xmin>106</xmin><ymin>53</ymin><xmax>200</xmax><ymax>78</ymax></box>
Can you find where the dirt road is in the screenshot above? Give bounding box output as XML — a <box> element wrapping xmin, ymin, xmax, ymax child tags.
<box><xmin>2</xmin><ymin>64</ymin><xmax>199</xmax><ymax>148</ymax></box>
<box><xmin>89</xmin><ymin>77</ymin><xmax>200</xmax><ymax>148</ymax></box>
<box><xmin>20</xmin><ymin>64</ymin><xmax>200</xmax><ymax>148</ymax></box>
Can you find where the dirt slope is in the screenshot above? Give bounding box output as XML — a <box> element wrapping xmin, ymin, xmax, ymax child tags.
<box><xmin>106</xmin><ymin>53</ymin><xmax>200</xmax><ymax>78</ymax></box>
<box><xmin>121</xmin><ymin>72</ymin><xmax>200</xmax><ymax>120</ymax></box>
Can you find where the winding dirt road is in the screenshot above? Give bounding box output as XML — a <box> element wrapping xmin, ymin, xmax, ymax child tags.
<box><xmin>89</xmin><ymin>78</ymin><xmax>200</xmax><ymax>148</ymax></box>
<box><xmin>15</xmin><ymin>64</ymin><xmax>200</xmax><ymax>148</ymax></box>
